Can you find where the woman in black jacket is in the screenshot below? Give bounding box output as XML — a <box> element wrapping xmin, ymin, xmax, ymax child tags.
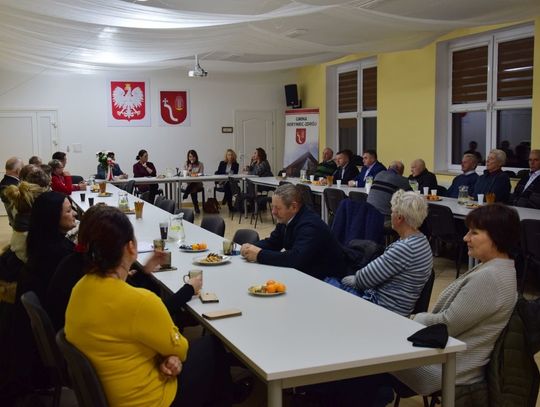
<box><xmin>215</xmin><ymin>149</ymin><xmax>239</xmax><ymax>211</ymax></box>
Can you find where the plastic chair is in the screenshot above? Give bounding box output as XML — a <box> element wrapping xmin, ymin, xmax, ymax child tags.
<box><xmin>156</xmin><ymin>198</ymin><xmax>175</xmax><ymax>214</ymax></box>
<box><xmin>349</xmin><ymin>191</ymin><xmax>368</xmax><ymax>203</ymax></box>
<box><xmin>174</xmin><ymin>207</ymin><xmax>195</xmax><ymax>223</ymax></box>
<box><xmin>232</xmin><ymin>229</ymin><xmax>260</xmax><ymax>245</ymax></box>
<box><xmin>295</xmin><ymin>183</ymin><xmax>316</xmax><ymax>212</ymax></box>
<box><xmin>519</xmin><ymin>219</ymin><xmax>540</xmax><ymax>293</ymax></box>
<box><xmin>201</xmin><ymin>214</ymin><xmax>225</xmax><ymax>237</ymax></box>
<box><xmin>124</xmin><ymin>180</ymin><xmax>136</xmax><ymax>194</ymax></box>
<box><xmin>56</xmin><ymin>329</ymin><xmax>109</xmax><ymax>407</ymax></box>
<box><xmin>20</xmin><ymin>291</ymin><xmax>67</xmax><ymax>407</ymax></box>
<box><xmin>323</xmin><ymin>187</ymin><xmax>347</xmax><ymax>226</ymax></box>
<box><xmin>424</xmin><ymin>203</ymin><xmax>466</xmax><ymax>278</ymax></box>
<box><xmin>228</xmin><ymin>177</ymin><xmax>247</xmax><ymax>222</ymax></box>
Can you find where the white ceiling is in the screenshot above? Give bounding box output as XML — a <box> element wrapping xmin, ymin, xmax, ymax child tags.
<box><xmin>0</xmin><ymin>0</ymin><xmax>538</xmax><ymax>74</ymax></box>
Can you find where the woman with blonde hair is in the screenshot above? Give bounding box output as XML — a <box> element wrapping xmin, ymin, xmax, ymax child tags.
<box><xmin>215</xmin><ymin>149</ymin><xmax>239</xmax><ymax>211</ymax></box>
<box><xmin>3</xmin><ymin>181</ymin><xmax>48</xmax><ymax>262</ymax></box>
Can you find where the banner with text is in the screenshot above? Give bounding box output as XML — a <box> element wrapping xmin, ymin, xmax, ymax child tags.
<box><xmin>283</xmin><ymin>108</ymin><xmax>319</xmax><ymax>176</ymax></box>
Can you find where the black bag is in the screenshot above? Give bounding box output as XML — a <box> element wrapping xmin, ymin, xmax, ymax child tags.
<box><xmin>203</xmin><ymin>198</ymin><xmax>221</xmax><ymax>214</ymax></box>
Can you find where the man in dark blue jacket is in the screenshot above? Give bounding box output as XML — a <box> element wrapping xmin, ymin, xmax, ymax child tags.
<box><xmin>446</xmin><ymin>153</ymin><xmax>479</xmax><ymax>198</ymax></box>
<box><xmin>350</xmin><ymin>149</ymin><xmax>386</xmax><ymax>187</ymax></box>
<box><xmin>240</xmin><ymin>184</ymin><xmax>347</xmax><ymax>280</ymax></box>
<box><xmin>332</xmin><ymin>149</ymin><xmax>359</xmax><ymax>185</ymax></box>
<box><xmin>471</xmin><ymin>149</ymin><xmax>511</xmax><ymax>203</ymax></box>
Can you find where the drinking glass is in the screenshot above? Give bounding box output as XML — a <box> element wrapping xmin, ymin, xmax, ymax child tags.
<box><xmin>408</xmin><ymin>180</ymin><xmax>419</xmax><ymax>192</ymax></box>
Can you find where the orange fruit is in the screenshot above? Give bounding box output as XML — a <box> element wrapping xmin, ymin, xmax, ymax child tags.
<box><xmin>192</xmin><ymin>243</ymin><xmax>200</xmax><ymax>250</ymax></box>
<box><xmin>276</xmin><ymin>283</ymin><xmax>286</xmax><ymax>293</ymax></box>
<box><xmin>200</xmin><ymin>243</ymin><xmax>207</xmax><ymax>250</ymax></box>
<box><xmin>266</xmin><ymin>284</ymin><xmax>277</xmax><ymax>293</ymax></box>
<box><xmin>266</xmin><ymin>279</ymin><xmax>276</xmax><ymax>286</ymax></box>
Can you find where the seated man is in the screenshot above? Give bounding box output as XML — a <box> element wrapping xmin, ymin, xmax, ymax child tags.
<box><xmin>367</xmin><ymin>161</ymin><xmax>411</xmax><ymax>216</ymax></box>
<box><xmin>408</xmin><ymin>159</ymin><xmax>437</xmax><ymax>192</ymax></box>
<box><xmin>332</xmin><ymin>149</ymin><xmax>359</xmax><ymax>184</ymax></box>
<box><xmin>446</xmin><ymin>153</ymin><xmax>479</xmax><ymax>198</ymax></box>
<box><xmin>1</xmin><ymin>157</ymin><xmax>23</xmax><ymax>226</ymax></box>
<box><xmin>512</xmin><ymin>149</ymin><xmax>540</xmax><ymax>208</ymax></box>
<box><xmin>471</xmin><ymin>149</ymin><xmax>511</xmax><ymax>203</ymax></box>
<box><xmin>241</xmin><ymin>184</ymin><xmax>347</xmax><ymax>280</ymax></box>
<box><xmin>96</xmin><ymin>151</ymin><xmax>128</xmax><ymax>179</ymax></box>
<box><xmin>332</xmin><ymin>190</ymin><xmax>432</xmax><ymax>317</ymax></box>
<box><xmin>314</xmin><ymin>147</ymin><xmax>337</xmax><ymax>179</ymax></box>
<box><xmin>350</xmin><ymin>149</ymin><xmax>386</xmax><ymax>187</ymax></box>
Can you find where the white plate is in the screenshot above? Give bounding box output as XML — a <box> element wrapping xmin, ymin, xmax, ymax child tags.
<box><xmin>247</xmin><ymin>286</ymin><xmax>285</xmax><ymax>296</ymax></box>
<box><xmin>193</xmin><ymin>255</ymin><xmax>231</xmax><ymax>265</ymax></box>
<box><xmin>179</xmin><ymin>245</ymin><xmax>209</xmax><ymax>253</ymax></box>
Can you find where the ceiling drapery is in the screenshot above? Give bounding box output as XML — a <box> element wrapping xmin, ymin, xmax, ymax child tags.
<box><xmin>0</xmin><ymin>0</ymin><xmax>538</xmax><ymax>73</ymax></box>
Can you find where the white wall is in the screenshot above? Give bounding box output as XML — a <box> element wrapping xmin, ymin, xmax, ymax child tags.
<box><xmin>0</xmin><ymin>68</ymin><xmax>297</xmax><ymax>177</ymax></box>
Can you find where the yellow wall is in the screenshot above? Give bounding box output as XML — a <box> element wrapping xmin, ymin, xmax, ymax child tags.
<box><xmin>298</xmin><ymin>17</ymin><xmax>540</xmax><ymax>168</ymax></box>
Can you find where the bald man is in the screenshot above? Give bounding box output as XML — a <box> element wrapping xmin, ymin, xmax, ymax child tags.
<box><xmin>408</xmin><ymin>159</ymin><xmax>438</xmax><ymax>192</ymax></box>
<box><xmin>314</xmin><ymin>147</ymin><xmax>337</xmax><ymax>179</ymax></box>
<box><xmin>1</xmin><ymin>156</ymin><xmax>23</xmax><ymax>225</ymax></box>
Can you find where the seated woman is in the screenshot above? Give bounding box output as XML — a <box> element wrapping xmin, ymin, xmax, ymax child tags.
<box><xmin>19</xmin><ymin>191</ymin><xmax>77</xmax><ymax>299</ymax></box>
<box><xmin>47</xmin><ymin>204</ymin><xmax>203</xmax><ymax>331</ymax></box>
<box><xmin>3</xmin><ymin>181</ymin><xmax>48</xmax><ymax>262</ymax></box>
<box><xmin>65</xmin><ymin>207</ymin><xmax>231</xmax><ymax>407</ymax></box>
<box><xmin>246</xmin><ymin>147</ymin><xmax>272</xmax><ymax>177</ymax></box>
<box><xmin>96</xmin><ymin>151</ymin><xmax>128</xmax><ymax>179</ymax></box>
<box><xmin>392</xmin><ymin>203</ymin><xmax>519</xmax><ymax>396</ymax></box>
<box><xmin>215</xmin><ymin>149</ymin><xmax>239</xmax><ymax>211</ymax></box>
<box><xmin>182</xmin><ymin>150</ymin><xmax>204</xmax><ymax>214</ymax></box>
<box><xmin>133</xmin><ymin>149</ymin><xmax>159</xmax><ymax>203</ymax></box>
<box><xmin>329</xmin><ymin>190</ymin><xmax>432</xmax><ymax>317</ymax></box>
<box><xmin>49</xmin><ymin>159</ymin><xmax>86</xmax><ymax>195</ymax></box>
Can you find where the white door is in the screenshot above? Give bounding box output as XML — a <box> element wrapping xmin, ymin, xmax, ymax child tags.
<box><xmin>234</xmin><ymin>110</ymin><xmax>275</xmax><ymax>171</ymax></box>
<box><xmin>0</xmin><ymin>110</ymin><xmax>57</xmax><ymax>214</ymax></box>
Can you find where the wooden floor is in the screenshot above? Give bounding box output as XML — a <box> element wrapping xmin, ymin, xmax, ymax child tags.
<box><xmin>1</xmin><ymin>207</ymin><xmax>539</xmax><ymax>407</ymax></box>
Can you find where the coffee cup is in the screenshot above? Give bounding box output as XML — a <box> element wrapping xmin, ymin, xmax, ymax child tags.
<box><xmin>88</xmin><ymin>197</ymin><xmax>94</xmax><ymax>206</ymax></box>
<box><xmin>80</xmin><ymin>193</ymin><xmax>86</xmax><ymax>202</ymax></box>
<box><xmin>183</xmin><ymin>269</ymin><xmax>203</xmax><ymax>284</ymax></box>
<box><xmin>222</xmin><ymin>239</ymin><xmax>233</xmax><ymax>255</ymax></box>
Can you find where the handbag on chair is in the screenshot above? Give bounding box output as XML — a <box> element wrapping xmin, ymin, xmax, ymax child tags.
<box><xmin>203</xmin><ymin>198</ymin><xmax>221</xmax><ymax>214</ymax></box>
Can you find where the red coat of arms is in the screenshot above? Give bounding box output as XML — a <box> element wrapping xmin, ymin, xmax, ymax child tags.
<box><xmin>111</xmin><ymin>81</ymin><xmax>146</xmax><ymax>121</ymax></box>
<box><xmin>160</xmin><ymin>91</ymin><xmax>188</xmax><ymax>125</ymax></box>
<box><xmin>295</xmin><ymin>128</ymin><xmax>306</xmax><ymax>145</ymax></box>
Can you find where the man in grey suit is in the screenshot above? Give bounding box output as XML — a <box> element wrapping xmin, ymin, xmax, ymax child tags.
<box><xmin>367</xmin><ymin>161</ymin><xmax>411</xmax><ymax>216</ymax></box>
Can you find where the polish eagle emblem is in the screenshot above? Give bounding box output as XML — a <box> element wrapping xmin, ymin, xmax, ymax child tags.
<box><xmin>111</xmin><ymin>82</ymin><xmax>145</xmax><ymax>121</ymax></box>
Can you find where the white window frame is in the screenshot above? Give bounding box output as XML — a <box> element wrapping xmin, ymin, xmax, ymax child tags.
<box><xmin>335</xmin><ymin>57</ymin><xmax>377</xmax><ymax>153</ymax></box>
<box><xmin>443</xmin><ymin>24</ymin><xmax>533</xmax><ymax>172</ymax></box>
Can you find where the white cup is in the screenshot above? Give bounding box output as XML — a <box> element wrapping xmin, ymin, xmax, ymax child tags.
<box><xmin>431</xmin><ymin>189</ymin><xmax>437</xmax><ymax>196</ymax></box>
<box><xmin>182</xmin><ymin>170</ymin><xmax>188</xmax><ymax>177</ymax></box>
<box><xmin>309</xmin><ymin>175</ymin><xmax>315</xmax><ymax>182</ymax></box>
<box><xmin>477</xmin><ymin>194</ymin><xmax>484</xmax><ymax>205</ymax></box>
<box><xmin>281</xmin><ymin>172</ymin><xmax>286</xmax><ymax>178</ymax></box>
<box><xmin>365</xmin><ymin>183</ymin><xmax>371</xmax><ymax>194</ymax></box>
<box><xmin>423</xmin><ymin>187</ymin><xmax>429</xmax><ymax>196</ymax></box>
<box><xmin>336</xmin><ymin>180</ymin><xmax>342</xmax><ymax>187</ymax></box>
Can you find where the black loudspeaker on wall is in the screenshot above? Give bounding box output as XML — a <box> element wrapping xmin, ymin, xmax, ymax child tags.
<box><xmin>285</xmin><ymin>84</ymin><xmax>302</xmax><ymax>108</ymax></box>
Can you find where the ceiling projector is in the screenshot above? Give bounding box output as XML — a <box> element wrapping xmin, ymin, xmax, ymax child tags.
<box><xmin>188</xmin><ymin>55</ymin><xmax>208</xmax><ymax>77</ymax></box>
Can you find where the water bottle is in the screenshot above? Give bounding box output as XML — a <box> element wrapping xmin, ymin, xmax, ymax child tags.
<box><xmin>169</xmin><ymin>213</ymin><xmax>185</xmax><ymax>244</ymax></box>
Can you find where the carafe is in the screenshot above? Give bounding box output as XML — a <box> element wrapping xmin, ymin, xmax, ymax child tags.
<box><xmin>117</xmin><ymin>191</ymin><xmax>129</xmax><ymax>211</ymax></box>
<box><xmin>457</xmin><ymin>185</ymin><xmax>469</xmax><ymax>205</ymax></box>
<box><xmin>169</xmin><ymin>213</ymin><xmax>185</xmax><ymax>243</ymax></box>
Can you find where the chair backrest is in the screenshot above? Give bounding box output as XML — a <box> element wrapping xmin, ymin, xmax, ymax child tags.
<box><xmin>174</xmin><ymin>207</ymin><xmax>195</xmax><ymax>223</ymax></box>
<box><xmin>348</xmin><ymin>191</ymin><xmax>368</xmax><ymax>203</ymax></box>
<box><xmin>425</xmin><ymin>203</ymin><xmax>456</xmax><ymax>239</ymax></box>
<box><xmin>412</xmin><ymin>269</ymin><xmax>435</xmax><ymax>315</ymax></box>
<box><xmin>20</xmin><ymin>291</ymin><xmax>65</xmax><ymax>378</ymax></box>
<box><xmin>436</xmin><ymin>185</ymin><xmax>448</xmax><ymax>197</ymax></box>
<box><xmin>294</xmin><ymin>183</ymin><xmax>315</xmax><ymax>211</ymax></box>
<box><xmin>521</xmin><ymin>219</ymin><xmax>540</xmax><ymax>260</ymax></box>
<box><xmin>323</xmin><ymin>188</ymin><xmax>347</xmax><ymax>225</ymax></box>
<box><xmin>232</xmin><ymin>229</ymin><xmax>260</xmax><ymax>245</ymax></box>
<box><xmin>56</xmin><ymin>329</ymin><xmax>109</xmax><ymax>407</ymax></box>
<box><xmin>154</xmin><ymin>195</ymin><xmax>165</xmax><ymax>207</ymax></box>
<box><xmin>156</xmin><ymin>198</ymin><xmax>175</xmax><ymax>214</ymax></box>
<box><xmin>124</xmin><ymin>180</ymin><xmax>135</xmax><ymax>194</ymax></box>
<box><xmin>517</xmin><ymin>169</ymin><xmax>530</xmax><ymax>180</ymax></box>
<box><xmin>503</xmin><ymin>170</ymin><xmax>517</xmax><ymax>178</ymax></box>
<box><xmin>228</xmin><ymin>176</ymin><xmax>242</xmax><ymax>196</ymax></box>
<box><xmin>201</xmin><ymin>214</ymin><xmax>225</xmax><ymax>237</ymax></box>
<box><xmin>139</xmin><ymin>191</ymin><xmax>151</xmax><ymax>203</ymax></box>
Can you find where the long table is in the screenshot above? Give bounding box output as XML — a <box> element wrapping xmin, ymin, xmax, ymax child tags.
<box><xmin>109</xmin><ymin>174</ymin><xmax>254</xmax><ymax>208</ymax></box>
<box><xmin>250</xmin><ymin>176</ymin><xmax>540</xmax><ymax>222</ymax></box>
<box><xmin>70</xmin><ymin>185</ymin><xmax>465</xmax><ymax>407</ymax></box>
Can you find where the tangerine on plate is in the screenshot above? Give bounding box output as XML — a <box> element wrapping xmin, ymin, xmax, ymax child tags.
<box><xmin>266</xmin><ymin>279</ymin><xmax>276</xmax><ymax>286</ymax></box>
<box><xmin>275</xmin><ymin>283</ymin><xmax>286</xmax><ymax>293</ymax></box>
<box><xmin>265</xmin><ymin>284</ymin><xmax>277</xmax><ymax>293</ymax></box>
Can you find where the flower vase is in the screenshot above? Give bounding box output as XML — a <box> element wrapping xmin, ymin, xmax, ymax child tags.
<box><xmin>107</xmin><ymin>165</ymin><xmax>113</xmax><ymax>181</ymax></box>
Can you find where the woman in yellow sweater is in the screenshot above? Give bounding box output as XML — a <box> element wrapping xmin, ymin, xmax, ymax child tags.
<box><xmin>65</xmin><ymin>207</ymin><xmax>231</xmax><ymax>407</ymax></box>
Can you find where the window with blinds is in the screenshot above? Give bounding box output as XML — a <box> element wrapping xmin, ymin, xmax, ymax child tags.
<box><xmin>452</xmin><ymin>46</ymin><xmax>488</xmax><ymax>104</ymax></box>
<box><xmin>338</xmin><ymin>71</ymin><xmax>357</xmax><ymax>113</ymax></box>
<box><xmin>497</xmin><ymin>37</ymin><xmax>534</xmax><ymax>101</ymax></box>
<box><xmin>362</xmin><ymin>67</ymin><xmax>377</xmax><ymax>111</ymax></box>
